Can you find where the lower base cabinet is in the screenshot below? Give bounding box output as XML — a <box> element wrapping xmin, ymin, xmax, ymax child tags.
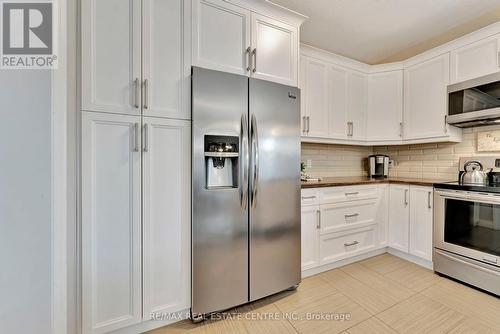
<box><xmin>388</xmin><ymin>184</ymin><xmax>433</xmax><ymax>261</ymax></box>
<box><xmin>301</xmin><ymin>183</ymin><xmax>434</xmax><ymax>274</ymax></box>
<box><xmin>301</xmin><ymin>204</ymin><xmax>320</xmax><ymax>271</ymax></box>
<box><xmin>82</xmin><ymin>112</ymin><xmax>190</xmax><ymax>334</ymax></box>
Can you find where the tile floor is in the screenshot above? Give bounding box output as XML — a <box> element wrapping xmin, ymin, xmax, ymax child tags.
<box><xmin>148</xmin><ymin>254</ymin><xmax>500</xmax><ymax>334</ymax></box>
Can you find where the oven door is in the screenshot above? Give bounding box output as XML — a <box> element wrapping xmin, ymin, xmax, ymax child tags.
<box><xmin>434</xmin><ymin>189</ymin><xmax>500</xmax><ymax>268</ymax></box>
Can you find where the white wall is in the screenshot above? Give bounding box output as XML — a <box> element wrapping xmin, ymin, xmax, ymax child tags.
<box><xmin>0</xmin><ymin>70</ymin><xmax>53</xmax><ymax>333</ymax></box>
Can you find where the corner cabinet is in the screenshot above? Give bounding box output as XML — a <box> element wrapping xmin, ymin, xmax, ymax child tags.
<box><xmin>403</xmin><ymin>54</ymin><xmax>451</xmax><ymax>140</ymax></box>
<box><xmin>192</xmin><ymin>0</ymin><xmax>305</xmax><ymax>86</ymax></box>
<box><xmin>367</xmin><ymin>71</ymin><xmax>403</xmax><ymax>141</ymax></box>
<box><xmin>82</xmin><ymin>0</ymin><xmax>191</xmax><ymax>120</ymax></box>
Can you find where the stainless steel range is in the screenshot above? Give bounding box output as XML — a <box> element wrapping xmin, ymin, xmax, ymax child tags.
<box><xmin>434</xmin><ymin>156</ymin><xmax>500</xmax><ymax>295</ymax></box>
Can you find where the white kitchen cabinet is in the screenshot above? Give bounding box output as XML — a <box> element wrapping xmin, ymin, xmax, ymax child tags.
<box><xmin>81</xmin><ymin>0</ymin><xmax>141</xmax><ymax>115</ymax></box>
<box><xmin>388</xmin><ymin>184</ymin><xmax>410</xmax><ymax>253</ymax></box>
<box><xmin>409</xmin><ymin>186</ymin><xmax>433</xmax><ymax>261</ymax></box>
<box><xmin>82</xmin><ymin>0</ymin><xmax>190</xmax><ymax>119</ymax></box>
<box><xmin>251</xmin><ymin>13</ymin><xmax>298</xmax><ymax>86</ymax></box>
<box><xmin>377</xmin><ymin>185</ymin><xmax>390</xmax><ymax>246</ymax></box>
<box><xmin>142</xmin><ymin>0</ymin><xmax>191</xmax><ymax>119</ymax></box>
<box><xmin>192</xmin><ymin>0</ymin><xmax>251</xmax><ymax>76</ymax></box>
<box><xmin>367</xmin><ymin>71</ymin><xmax>403</xmax><ymax>141</ymax></box>
<box><xmin>327</xmin><ymin>65</ymin><xmax>349</xmax><ymax>139</ymax></box>
<box><xmin>192</xmin><ymin>0</ymin><xmax>304</xmax><ymax>86</ymax></box>
<box><xmin>301</xmin><ymin>205</ymin><xmax>320</xmax><ymax>271</ymax></box>
<box><xmin>142</xmin><ymin>117</ymin><xmax>191</xmax><ymax>318</ymax></box>
<box><xmin>81</xmin><ymin>112</ymin><xmax>142</xmax><ymax>334</ymax></box>
<box><xmin>347</xmin><ymin>70</ymin><xmax>367</xmax><ymax>140</ymax></box>
<box><xmin>303</xmin><ymin>57</ymin><xmax>329</xmax><ymax>138</ymax></box>
<box><xmin>403</xmin><ymin>54</ymin><xmax>450</xmax><ymax>140</ymax></box>
<box><xmin>450</xmin><ymin>34</ymin><xmax>500</xmax><ymax>83</ymax></box>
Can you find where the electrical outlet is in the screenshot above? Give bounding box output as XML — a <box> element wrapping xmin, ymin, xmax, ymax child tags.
<box><xmin>389</xmin><ymin>159</ymin><xmax>396</xmax><ymax>168</ymax></box>
<box><xmin>307</xmin><ymin>159</ymin><xmax>312</xmax><ymax>168</ymax></box>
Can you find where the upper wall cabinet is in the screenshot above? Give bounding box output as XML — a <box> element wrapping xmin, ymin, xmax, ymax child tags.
<box><xmin>81</xmin><ymin>0</ymin><xmax>141</xmax><ymax>115</ymax></box>
<box><xmin>192</xmin><ymin>0</ymin><xmax>305</xmax><ymax>86</ymax></box>
<box><xmin>300</xmin><ymin>55</ymin><xmax>350</xmax><ymax>140</ymax></box>
<box><xmin>192</xmin><ymin>0</ymin><xmax>250</xmax><ymax>76</ymax></box>
<box><xmin>82</xmin><ymin>0</ymin><xmax>191</xmax><ymax>119</ymax></box>
<box><xmin>404</xmin><ymin>54</ymin><xmax>450</xmax><ymax>140</ymax></box>
<box><xmin>450</xmin><ymin>34</ymin><xmax>500</xmax><ymax>84</ymax></box>
<box><xmin>367</xmin><ymin>71</ymin><xmax>403</xmax><ymax>141</ymax></box>
<box><xmin>347</xmin><ymin>71</ymin><xmax>368</xmax><ymax>140</ymax></box>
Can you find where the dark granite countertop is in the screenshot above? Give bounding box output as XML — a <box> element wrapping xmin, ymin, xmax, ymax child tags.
<box><xmin>301</xmin><ymin>176</ymin><xmax>454</xmax><ymax>189</ymax></box>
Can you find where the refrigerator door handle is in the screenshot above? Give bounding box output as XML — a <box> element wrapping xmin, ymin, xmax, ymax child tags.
<box><xmin>251</xmin><ymin>113</ymin><xmax>260</xmax><ymax>208</ymax></box>
<box><xmin>240</xmin><ymin>113</ymin><xmax>249</xmax><ymax>209</ymax></box>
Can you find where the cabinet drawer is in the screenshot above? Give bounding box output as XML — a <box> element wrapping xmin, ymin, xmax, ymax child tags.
<box><xmin>320</xmin><ymin>226</ymin><xmax>376</xmax><ymax>265</ymax></box>
<box><xmin>301</xmin><ymin>189</ymin><xmax>319</xmax><ymax>206</ymax></box>
<box><xmin>320</xmin><ymin>186</ymin><xmax>378</xmax><ymax>204</ymax></box>
<box><xmin>320</xmin><ymin>199</ymin><xmax>377</xmax><ymax>234</ymax></box>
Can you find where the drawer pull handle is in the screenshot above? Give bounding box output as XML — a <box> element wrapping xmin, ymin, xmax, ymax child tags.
<box><xmin>316</xmin><ymin>210</ymin><xmax>321</xmax><ymax>229</ymax></box>
<box><xmin>301</xmin><ymin>195</ymin><xmax>316</xmax><ymax>200</ymax></box>
<box><xmin>345</xmin><ymin>213</ymin><xmax>359</xmax><ymax>219</ymax></box>
<box><xmin>344</xmin><ymin>241</ymin><xmax>359</xmax><ymax>247</ymax></box>
<box><xmin>345</xmin><ymin>192</ymin><xmax>359</xmax><ymax>196</ymax></box>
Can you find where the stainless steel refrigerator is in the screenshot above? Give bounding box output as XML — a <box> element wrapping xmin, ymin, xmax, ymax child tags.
<box><xmin>191</xmin><ymin>67</ymin><xmax>301</xmax><ymax>317</ymax></box>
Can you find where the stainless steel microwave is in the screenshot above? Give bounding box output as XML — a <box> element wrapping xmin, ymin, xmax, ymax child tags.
<box><xmin>447</xmin><ymin>72</ymin><xmax>500</xmax><ymax>128</ymax></box>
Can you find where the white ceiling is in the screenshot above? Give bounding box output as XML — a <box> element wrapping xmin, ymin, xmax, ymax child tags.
<box><xmin>271</xmin><ymin>0</ymin><xmax>500</xmax><ymax>64</ymax></box>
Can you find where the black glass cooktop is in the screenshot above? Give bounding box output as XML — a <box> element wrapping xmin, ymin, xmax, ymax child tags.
<box><xmin>434</xmin><ymin>181</ymin><xmax>500</xmax><ymax>194</ymax></box>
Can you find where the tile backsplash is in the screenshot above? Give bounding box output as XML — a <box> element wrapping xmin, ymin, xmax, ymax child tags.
<box><xmin>302</xmin><ymin>125</ymin><xmax>500</xmax><ymax>180</ymax></box>
<box><xmin>301</xmin><ymin>143</ymin><xmax>372</xmax><ymax>177</ymax></box>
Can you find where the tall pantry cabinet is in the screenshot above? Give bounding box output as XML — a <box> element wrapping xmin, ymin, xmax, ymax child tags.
<box><xmin>81</xmin><ymin>0</ymin><xmax>191</xmax><ymax>333</ymax></box>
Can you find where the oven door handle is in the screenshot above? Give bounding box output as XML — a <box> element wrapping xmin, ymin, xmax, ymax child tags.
<box><xmin>436</xmin><ymin>190</ymin><xmax>500</xmax><ymax>205</ymax></box>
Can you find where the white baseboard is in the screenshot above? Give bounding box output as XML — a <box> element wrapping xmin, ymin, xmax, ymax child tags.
<box><xmin>387</xmin><ymin>248</ymin><xmax>433</xmax><ymax>270</ymax></box>
<box><xmin>107</xmin><ymin>308</ymin><xmax>190</xmax><ymax>334</ymax></box>
<box><xmin>301</xmin><ymin>248</ymin><xmax>387</xmax><ymax>278</ymax></box>
<box><xmin>302</xmin><ymin>247</ymin><xmax>433</xmax><ymax>278</ymax></box>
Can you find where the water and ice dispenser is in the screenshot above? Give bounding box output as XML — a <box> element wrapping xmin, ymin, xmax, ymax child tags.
<box><xmin>204</xmin><ymin>135</ymin><xmax>239</xmax><ymax>189</ymax></box>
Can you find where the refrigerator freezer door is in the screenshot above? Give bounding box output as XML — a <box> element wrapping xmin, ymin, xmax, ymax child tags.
<box><xmin>249</xmin><ymin>78</ymin><xmax>301</xmax><ymax>301</ymax></box>
<box><xmin>192</xmin><ymin>67</ymin><xmax>249</xmax><ymax>315</ymax></box>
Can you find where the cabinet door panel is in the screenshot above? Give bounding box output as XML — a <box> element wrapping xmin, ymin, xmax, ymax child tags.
<box><xmin>143</xmin><ymin>118</ymin><xmax>191</xmax><ymax>317</ymax></box>
<box><xmin>304</xmin><ymin>58</ymin><xmax>329</xmax><ymax>138</ymax></box>
<box><xmin>82</xmin><ymin>112</ymin><xmax>142</xmax><ymax>334</ymax></box>
<box><xmin>192</xmin><ymin>0</ymin><xmax>250</xmax><ymax>76</ymax></box>
<box><xmin>404</xmin><ymin>54</ymin><xmax>449</xmax><ymax>140</ymax></box>
<box><xmin>347</xmin><ymin>71</ymin><xmax>367</xmax><ymax>140</ymax></box>
<box><xmin>409</xmin><ymin>186</ymin><xmax>433</xmax><ymax>261</ymax></box>
<box><xmin>301</xmin><ymin>206</ymin><xmax>320</xmax><ymax>271</ymax></box>
<box><xmin>82</xmin><ymin>0</ymin><xmax>141</xmax><ymax>115</ymax></box>
<box><xmin>388</xmin><ymin>185</ymin><xmax>410</xmax><ymax>253</ymax></box>
<box><xmin>367</xmin><ymin>71</ymin><xmax>403</xmax><ymax>141</ymax></box>
<box><xmin>251</xmin><ymin>13</ymin><xmax>298</xmax><ymax>86</ymax></box>
<box><xmin>142</xmin><ymin>0</ymin><xmax>190</xmax><ymax>119</ymax></box>
<box><xmin>328</xmin><ymin>65</ymin><xmax>348</xmax><ymax>139</ymax></box>
<box><xmin>451</xmin><ymin>35</ymin><xmax>500</xmax><ymax>83</ymax></box>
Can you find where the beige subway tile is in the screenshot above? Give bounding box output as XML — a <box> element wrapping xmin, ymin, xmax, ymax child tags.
<box><xmin>410</xmin><ymin>155</ymin><xmax>436</xmax><ymax>161</ymax></box>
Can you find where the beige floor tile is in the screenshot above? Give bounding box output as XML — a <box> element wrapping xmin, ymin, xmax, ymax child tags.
<box><xmin>383</xmin><ymin>260</ymin><xmax>442</xmax><ymax>292</ymax></box>
<box><xmin>357</xmin><ymin>253</ymin><xmax>408</xmax><ymax>275</ymax></box>
<box><xmin>284</xmin><ymin>291</ymin><xmax>371</xmax><ymax>334</ymax></box>
<box><xmin>238</xmin><ymin>303</ymin><xmax>297</xmax><ymax>334</ymax></box>
<box><xmin>320</xmin><ymin>269</ymin><xmax>407</xmax><ymax>314</ymax></box>
<box><xmin>274</xmin><ymin>275</ymin><xmax>338</xmax><ymax>313</ymax></box>
<box><xmin>422</xmin><ymin>279</ymin><xmax>500</xmax><ymax>330</ymax></box>
<box><xmin>147</xmin><ymin>320</ymin><xmax>202</xmax><ymax>334</ymax></box>
<box><xmin>447</xmin><ymin>317</ymin><xmax>497</xmax><ymax>334</ymax></box>
<box><xmin>378</xmin><ymin>294</ymin><xmax>466</xmax><ymax>334</ymax></box>
<box><xmin>340</xmin><ymin>263</ymin><xmax>415</xmax><ymax>301</ymax></box>
<box><xmin>345</xmin><ymin>316</ymin><xmax>398</xmax><ymax>334</ymax></box>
